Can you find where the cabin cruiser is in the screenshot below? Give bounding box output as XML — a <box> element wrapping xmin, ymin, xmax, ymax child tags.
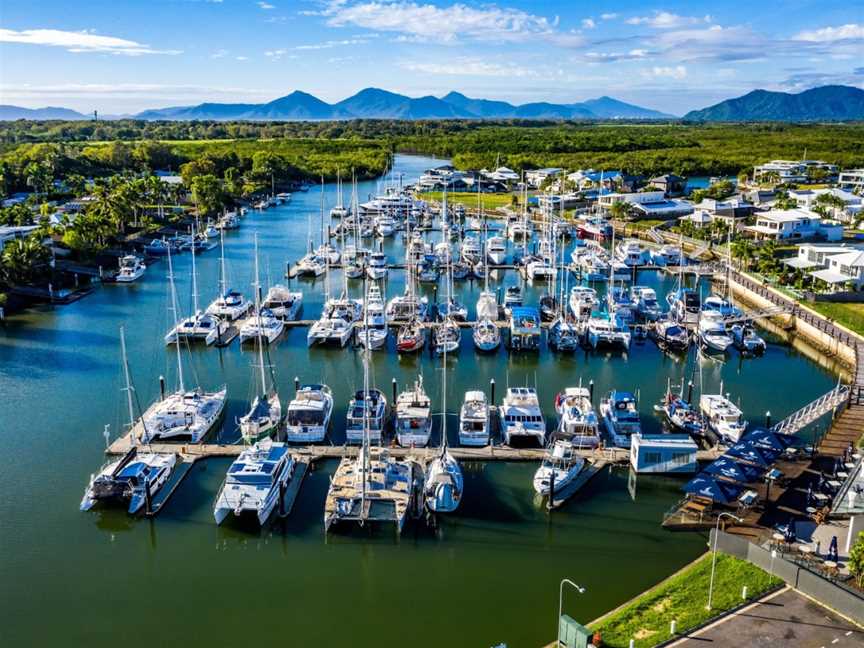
<box><xmin>548</xmin><ymin>317</ymin><xmax>580</xmax><ymax>352</ymax></box>
<box><xmin>600</xmin><ymin>390</ymin><xmax>641</xmax><ymax>448</ymax></box>
<box><xmin>115</xmin><ymin>255</ymin><xmax>146</xmax><ymax>283</ymax></box>
<box><xmin>699</xmin><ymin>393</ymin><xmax>747</xmax><ymax>443</ymax></box>
<box><xmin>486</xmin><ymin>236</ymin><xmax>507</xmax><ymax>265</ymax></box>
<box><xmin>702</xmin><ymin>294</ymin><xmax>743</xmax><ymax>320</ymax></box>
<box><xmin>207</xmin><ymin>289</ymin><xmax>253</xmax><ymax>321</ymax></box>
<box><xmin>587</xmin><ymin>315</ymin><xmax>631</xmax><ymax>350</ymax></box>
<box><xmin>503</xmin><ymin>285</ymin><xmax>523</xmax><ymax>315</ymax></box>
<box><xmin>650</xmin><ymin>319</ymin><xmax>690</xmax><ymax>353</ymax></box>
<box><xmin>507</xmin><ymin>217</ymin><xmax>532</xmax><ymax>242</ymax></box>
<box><xmin>533</xmin><ymin>440</ymin><xmax>585</xmax><ymax>496</ymax></box>
<box><xmin>522</xmin><ymin>255</ymin><xmax>555</xmax><ymax>282</ymax></box>
<box><xmin>555</xmin><ymin>387</ymin><xmax>600</xmax><ymax>448</ymax></box>
<box><xmin>387</xmin><ymin>288</ymin><xmax>428</xmax><ymax>322</ymax></box>
<box><xmin>631</xmin><ymin>286</ymin><xmax>662</xmax><ymax>321</ymax></box>
<box><xmin>499</xmin><ymin>387</ymin><xmax>546</xmax><ymax>446</ymax></box>
<box><xmin>330</xmin><ymin>204</ymin><xmax>348</xmax><ymax>219</ymax></box>
<box><xmin>615</xmin><ymin>239</ymin><xmax>648</xmax><ymax>267</ymax></box>
<box><xmin>434</xmin><ymin>317</ymin><xmax>461</xmax><ymax>355</ymax></box>
<box><xmin>667</xmin><ymin>288</ymin><xmax>701</xmax><ymax>324</ymax></box>
<box><xmin>141</xmin><ymin>387</ymin><xmax>227</xmax><ymax>444</ymax></box>
<box><xmin>345</xmin><ymin>389</ymin><xmax>388</xmax><ymax>445</ymax></box>
<box><xmin>213</xmin><ymin>440</ymin><xmax>295</xmax><ymax>526</ymax></box>
<box><xmin>262</xmin><ymin>285</ymin><xmax>303</xmax><ymax>320</ymax></box>
<box><xmin>576</xmin><ymin>216</ymin><xmax>613</xmax><ymax>241</ymax></box>
<box><xmin>375</xmin><ymin>214</ymin><xmax>396</xmax><ymax>237</ymax></box>
<box><xmin>570</xmin><ymin>247</ymin><xmax>610</xmax><ymax>282</ymax></box>
<box><xmin>730</xmin><ymin>322</ymin><xmax>767</xmax><ymax>355</ymax></box>
<box><xmin>396</xmin><ymin>318</ymin><xmax>426</xmax><ymax>353</ymax></box>
<box><xmin>568</xmin><ymin>286</ymin><xmax>598</xmax><ymax>320</ymax></box>
<box><xmin>476</xmin><ymin>290</ymin><xmax>498</xmax><ymax>321</ymax></box>
<box><xmin>366</xmin><ymin>251</ymin><xmax>388</xmax><ymax>280</ymax></box>
<box><xmin>80</xmin><ymin>447</ymin><xmax>176</xmax><ymax>515</ymax></box>
<box><xmin>472</xmin><ymin>318</ymin><xmax>501</xmax><ymax>352</ymax></box>
<box><xmin>509</xmin><ymin>307</ymin><xmax>541</xmax><ymax>351</ymax></box>
<box><xmin>460</xmin><ymin>236</ymin><xmax>482</xmax><ymax>264</ymax></box>
<box><xmin>284</xmin><ymin>384</ymin><xmax>333</xmax><ymax>443</ymax></box>
<box><xmin>357</xmin><ymin>286</ymin><xmax>388</xmax><ymax>350</ymax></box>
<box><xmin>459</xmin><ymin>391</ymin><xmax>490</xmax><ymax>446</ymax></box>
<box><xmin>437</xmin><ymin>297</ymin><xmax>468</xmax><ymax>321</ymax></box>
<box><xmin>239</xmin><ymin>308</ymin><xmax>284</xmax><ymax>344</ymax></box>
<box><xmin>651</xmin><ymin>245</ymin><xmax>683</xmax><ymax>267</ymax></box>
<box><xmin>698</xmin><ymin>313</ymin><xmax>734</xmax><ymax>353</ymax></box>
<box><xmin>395</xmin><ymin>376</ymin><xmax>433</xmax><ymax>447</ymax></box>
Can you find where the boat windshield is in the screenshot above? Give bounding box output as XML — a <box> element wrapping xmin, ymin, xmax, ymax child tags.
<box><xmin>287</xmin><ymin>410</ymin><xmax>325</xmax><ymax>425</ymax></box>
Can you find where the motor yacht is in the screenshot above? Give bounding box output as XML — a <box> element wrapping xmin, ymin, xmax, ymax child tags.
<box><xmin>499</xmin><ymin>387</ymin><xmax>546</xmax><ymax>446</ymax></box>
<box><xmin>284</xmin><ymin>384</ymin><xmax>333</xmax><ymax>443</ymax></box>
<box><xmin>600</xmin><ymin>390</ymin><xmax>641</xmax><ymax>448</ymax></box>
<box><xmin>115</xmin><ymin>255</ymin><xmax>146</xmax><ymax>283</ymax></box>
<box><xmin>459</xmin><ymin>391</ymin><xmax>490</xmax><ymax>446</ymax></box>
<box><xmin>261</xmin><ymin>284</ymin><xmax>303</xmax><ymax>320</ymax></box>
<box><xmin>554</xmin><ymin>387</ymin><xmax>600</xmax><ymax>448</ymax></box>
<box><xmin>699</xmin><ymin>393</ymin><xmax>747</xmax><ymax>443</ymax></box>
<box><xmin>345</xmin><ymin>389</ymin><xmax>388</xmax><ymax>445</ymax></box>
<box><xmin>395</xmin><ymin>376</ymin><xmax>433</xmax><ymax>447</ymax></box>
<box><xmin>533</xmin><ymin>440</ymin><xmax>585</xmax><ymax>496</ymax></box>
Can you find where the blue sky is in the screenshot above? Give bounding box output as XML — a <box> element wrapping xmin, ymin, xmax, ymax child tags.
<box><xmin>0</xmin><ymin>0</ymin><xmax>862</xmax><ymax>115</ymax></box>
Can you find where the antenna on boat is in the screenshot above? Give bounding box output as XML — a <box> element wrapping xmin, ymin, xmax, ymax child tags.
<box><xmin>218</xmin><ymin>227</ymin><xmax>227</xmax><ymax>297</ymax></box>
<box><xmin>190</xmin><ymin>222</ymin><xmax>200</xmax><ymax>316</ymax></box>
<box><xmin>253</xmin><ymin>233</ymin><xmax>269</xmax><ymax>410</ymax></box>
<box><xmin>166</xmin><ymin>247</ymin><xmax>185</xmax><ymax>393</ymax></box>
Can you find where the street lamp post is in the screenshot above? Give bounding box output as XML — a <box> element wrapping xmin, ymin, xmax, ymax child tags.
<box><xmin>707</xmin><ymin>512</ymin><xmax>743</xmax><ymax>610</ymax></box>
<box><xmin>557</xmin><ymin>578</ymin><xmax>586</xmax><ymax>647</ymax></box>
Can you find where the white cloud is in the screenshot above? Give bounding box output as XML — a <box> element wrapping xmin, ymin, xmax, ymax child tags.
<box><xmin>257</xmin><ymin>2</ymin><xmax>275</xmax><ymax>9</ymax></box>
<box><xmin>211</xmin><ymin>49</ymin><xmax>229</xmax><ymax>58</ymax></box>
<box><xmin>643</xmin><ymin>65</ymin><xmax>687</xmax><ymax>79</ymax></box>
<box><xmin>293</xmin><ymin>38</ymin><xmax>367</xmax><ymax>50</ymax></box>
<box><xmin>581</xmin><ymin>48</ymin><xmax>650</xmax><ymax>62</ymax></box>
<box><xmin>626</xmin><ymin>12</ymin><xmax>711</xmax><ymax>29</ymax></box>
<box><xmin>600</xmin><ymin>13</ymin><xmax>618</xmax><ymax>21</ymax></box>
<box><xmin>0</xmin><ymin>82</ymin><xmax>275</xmax><ymax>102</ymax></box>
<box><xmin>0</xmin><ymin>28</ymin><xmax>181</xmax><ymax>56</ymax></box>
<box><xmin>399</xmin><ymin>58</ymin><xmax>533</xmax><ymax>78</ymax></box>
<box><xmin>235</xmin><ymin>56</ymin><xmax>249</xmax><ymax>61</ymax></box>
<box><xmin>323</xmin><ymin>1</ymin><xmax>582</xmax><ymax>47</ymax></box>
<box><xmin>795</xmin><ymin>24</ymin><xmax>864</xmax><ymax>42</ymax></box>
<box><xmin>264</xmin><ymin>49</ymin><xmax>298</xmax><ymax>61</ymax></box>
<box><xmin>581</xmin><ymin>18</ymin><xmax>596</xmax><ymax>30</ymax></box>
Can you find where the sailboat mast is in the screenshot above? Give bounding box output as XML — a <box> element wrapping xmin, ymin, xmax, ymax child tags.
<box><xmin>253</xmin><ymin>234</ymin><xmax>267</xmax><ymax>394</ymax></box>
<box><xmin>218</xmin><ymin>228</ymin><xmax>227</xmax><ymax>295</ymax></box>
<box><xmin>190</xmin><ymin>223</ymin><xmax>199</xmax><ymax>315</ymax></box>
<box><xmin>120</xmin><ymin>325</ymin><xmax>135</xmax><ymax>431</ymax></box>
<box><xmin>320</xmin><ymin>175</ymin><xmax>325</xmax><ymax>247</ymax></box>
<box><xmin>167</xmin><ymin>248</ymin><xmax>185</xmax><ymax>392</ymax></box>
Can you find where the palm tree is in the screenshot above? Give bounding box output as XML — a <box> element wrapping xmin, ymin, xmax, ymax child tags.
<box><xmin>608</xmin><ymin>201</ymin><xmax>635</xmax><ymax>221</ymax></box>
<box><xmin>1</xmin><ymin>236</ymin><xmax>50</xmax><ymax>286</ymax></box>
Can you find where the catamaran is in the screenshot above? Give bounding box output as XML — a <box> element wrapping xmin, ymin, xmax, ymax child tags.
<box><xmin>213</xmin><ymin>439</ymin><xmax>296</xmax><ymax>526</ymax></box>
<box><xmin>395</xmin><ymin>376</ymin><xmax>433</xmax><ymax>447</ymax></box>
<box><xmin>284</xmin><ymin>384</ymin><xmax>333</xmax><ymax>443</ymax></box>
<box><xmin>206</xmin><ymin>230</ymin><xmax>252</xmax><ymax>321</ymax></box>
<box><xmin>499</xmin><ymin>387</ymin><xmax>546</xmax><ymax>447</ymax></box>
<box><xmin>459</xmin><ymin>390</ymin><xmax>490</xmax><ymax>446</ymax></box>
<box><xmin>533</xmin><ymin>440</ymin><xmax>585</xmax><ymax>496</ymax></box>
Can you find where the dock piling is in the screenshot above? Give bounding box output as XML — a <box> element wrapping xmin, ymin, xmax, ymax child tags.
<box><xmin>765</xmin><ymin>411</ymin><xmax>772</xmax><ymax>428</ymax></box>
<box><xmin>294</xmin><ymin>377</ymin><xmax>300</xmax><ymax>394</ymax></box>
<box><xmin>589</xmin><ymin>380</ymin><xmax>594</xmax><ymax>404</ymax></box>
<box><xmin>687</xmin><ymin>381</ymin><xmax>694</xmax><ymax>403</ymax></box>
<box><xmin>159</xmin><ymin>375</ymin><xmax>165</xmax><ymax>400</ymax></box>
<box><xmin>392</xmin><ymin>377</ymin><xmax>398</xmax><ymax>403</ymax></box>
<box><xmin>489</xmin><ymin>378</ymin><xmax>496</xmax><ymax>406</ymax></box>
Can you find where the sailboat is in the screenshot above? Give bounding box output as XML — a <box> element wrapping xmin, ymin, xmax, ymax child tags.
<box><xmin>356</xmin><ymin>281</ymin><xmax>388</xmax><ymax>350</ymax></box>
<box><xmin>239</xmin><ymin>237</ymin><xmax>285</xmax><ymax>344</ymax></box>
<box><xmin>206</xmin><ymin>229</ymin><xmax>252</xmax><ymax>321</ymax></box>
<box><xmin>238</xmin><ymin>238</ymin><xmax>283</xmax><ymax>443</ymax></box>
<box><xmin>424</xmin><ymin>339</ymin><xmax>463</xmax><ymax>514</ymax></box>
<box><xmin>144</xmin><ymin>249</ymin><xmax>227</xmax><ymax>444</ymax></box>
<box><xmin>80</xmin><ymin>327</ymin><xmax>177</xmax><ymax>514</ymax></box>
<box><xmin>435</xmin><ymin>241</ymin><xmax>461</xmax><ymax>355</ymax></box>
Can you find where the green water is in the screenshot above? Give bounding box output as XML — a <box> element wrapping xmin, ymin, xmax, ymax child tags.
<box><xmin>0</xmin><ymin>156</ymin><xmax>837</xmax><ymax>647</ymax></box>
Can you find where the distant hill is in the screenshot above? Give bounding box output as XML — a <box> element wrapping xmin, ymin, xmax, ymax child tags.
<box><xmin>684</xmin><ymin>85</ymin><xmax>864</xmax><ymax>121</ymax></box>
<box><xmin>579</xmin><ymin>96</ymin><xmax>674</xmax><ymax>119</ymax></box>
<box><xmin>0</xmin><ymin>105</ymin><xmax>88</xmax><ymax>120</ymax></box>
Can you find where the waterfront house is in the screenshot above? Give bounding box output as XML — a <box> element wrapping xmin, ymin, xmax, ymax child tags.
<box><xmin>810</xmin><ymin>250</ymin><xmax>864</xmax><ymax>290</ymax></box>
<box><xmin>687</xmin><ymin>197</ymin><xmax>754</xmax><ymax>228</ymax></box>
<box><xmin>648</xmin><ymin>174</ymin><xmax>687</xmax><ymax>197</ymax></box>
<box><xmin>598</xmin><ymin>190</ymin><xmax>693</xmax><ymax>220</ymax></box>
<box><xmin>630</xmin><ymin>434</ymin><xmax>698</xmax><ymax>474</ymax></box>
<box><xmin>838</xmin><ymin>168</ymin><xmax>864</xmax><ymax>193</ymax></box>
<box><xmin>483</xmin><ymin>166</ymin><xmax>520</xmax><ymax>184</ymax></box>
<box><xmin>753</xmin><ymin>159</ymin><xmax>839</xmax><ymax>185</ymax></box>
<box><xmin>0</xmin><ymin>225</ymin><xmax>40</xmax><ymax>250</ymax></box>
<box><xmin>525</xmin><ymin>168</ymin><xmax>564</xmax><ymax>189</ymax></box>
<box><xmin>743</xmin><ymin>209</ymin><xmax>843</xmax><ymax>242</ymax></box>
<box><xmin>788</xmin><ymin>188</ymin><xmax>862</xmax><ymax>223</ymax></box>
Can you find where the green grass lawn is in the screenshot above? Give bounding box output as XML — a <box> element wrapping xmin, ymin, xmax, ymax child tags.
<box><xmin>590</xmin><ymin>553</ymin><xmax>781</xmax><ymax>648</ymax></box>
<box><xmin>419</xmin><ymin>191</ymin><xmax>517</xmax><ymax>210</ymax></box>
<box><xmin>807</xmin><ymin>301</ymin><xmax>864</xmax><ymax>336</ymax></box>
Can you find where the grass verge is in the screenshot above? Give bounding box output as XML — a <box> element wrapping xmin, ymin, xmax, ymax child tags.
<box><xmin>806</xmin><ymin>301</ymin><xmax>864</xmax><ymax>337</ymax></box>
<box><xmin>590</xmin><ymin>553</ymin><xmax>782</xmax><ymax>648</ymax></box>
<box><xmin>419</xmin><ymin>191</ymin><xmax>517</xmax><ymax>210</ymax></box>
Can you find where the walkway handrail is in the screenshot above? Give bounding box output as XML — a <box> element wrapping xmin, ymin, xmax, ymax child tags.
<box><xmin>771</xmin><ymin>384</ymin><xmax>851</xmax><ymax>435</ymax></box>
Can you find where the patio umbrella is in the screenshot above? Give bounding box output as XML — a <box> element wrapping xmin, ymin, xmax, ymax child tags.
<box><xmin>726</xmin><ymin>441</ymin><xmax>778</xmax><ymax>467</ymax></box>
<box><xmin>746</xmin><ymin>429</ymin><xmax>794</xmax><ymax>452</ymax></box>
<box><xmin>704</xmin><ymin>456</ymin><xmax>764</xmax><ymax>483</ymax></box>
<box><xmin>683</xmin><ymin>473</ymin><xmax>744</xmax><ymax>505</ymax></box>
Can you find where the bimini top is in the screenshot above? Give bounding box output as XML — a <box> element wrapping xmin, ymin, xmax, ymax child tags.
<box><xmin>510</xmin><ymin>307</ymin><xmax>540</xmax><ymax>320</ymax></box>
<box><xmin>609</xmin><ymin>391</ymin><xmax>636</xmax><ymax>405</ymax></box>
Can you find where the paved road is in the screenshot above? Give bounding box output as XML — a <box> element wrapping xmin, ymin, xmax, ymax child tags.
<box><xmin>669</xmin><ymin>588</ymin><xmax>864</xmax><ymax>647</ymax></box>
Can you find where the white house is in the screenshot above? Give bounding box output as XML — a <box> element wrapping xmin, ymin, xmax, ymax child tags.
<box><xmin>784</xmin><ymin>243</ymin><xmax>864</xmax><ymax>272</ymax></box>
<box><xmin>630</xmin><ymin>434</ymin><xmax>698</xmax><ymax>474</ymax></box>
<box><xmin>810</xmin><ymin>250</ymin><xmax>864</xmax><ymax>289</ymax></box>
<box><xmin>753</xmin><ymin>159</ymin><xmax>838</xmax><ymax>184</ymax></box>
<box><xmin>483</xmin><ymin>166</ymin><xmax>519</xmax><ymax>183</ymax></box>
<box><xmin>838</xmin><ymin>169</ymin><xmax>864</xmax><ymax>193</ymax></box>
<box><xmin>744</xmin><ymin>208</ymin><xmax>843</xmax><ymax>242</ymax></box>
<box><xmin>0</xmin><ymin>225</ymin><xmax>39</xmax><ymax>250</ymax></box>
<box><xmin>788</xmin><ymin>188</ymin><xmax>862</xmax><ymax>223</ymax></box>
<box><xmin>598</xmin><ymin>190</ymin><xmax>692</xmax><ymax>219</ymax></box>
<box><xmin>525</xmin><ymin>167</ymin><xmax>563</xmax><ymax>188</ymax></box>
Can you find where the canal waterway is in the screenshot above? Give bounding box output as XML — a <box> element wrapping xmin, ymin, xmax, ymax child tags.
<box><xmin>0</xmin><ymin>155</ymin><xmax>838</xmax><ymax>647</ymax></box>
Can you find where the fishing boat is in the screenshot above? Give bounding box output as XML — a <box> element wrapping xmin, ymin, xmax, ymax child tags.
<box><xmin>499</xmin><ymin>387</ymin><xmax>546</xmax><ymax>447</ymax></box>
<box><xmin>697</xmin><ymin>313</ymin><xmax>734</xmax><ymax>353</ymax></box>
<box><xmin>554</xmin><ymin>387</ymin><xmax>600</xmax><ymax>448</ymax></box>
<box><xmin>533</xmin><ymin>440</ymin><xmax>585</xmax><ymax>496</ymax></box>
<box><xmin>115</xmin><ymin>255</ymin><xmax>146</xmax><ymax>283</ymax></box>
<box><xmin>600</xmin><ymin>390</ymin><xmax>641</xmax><ymax>448</ymax></box>
<box><xmin>730</xmin><ymin>322</ymin><xmax>767</xmax><ymax>355</ymax></box>
<box><xmin>650</xmin><ymin>319</ymin><xmax>690</xmax><ymax>353</ymax></box>
<box><xmin>261</xmin><ymin>284</ymin><xmax>303</xmax><ymax>321</ymax></box>
<box><xmin>631</xmin><ymin>286</ymin><xmax>662</xmax><ymax>321</ymax></box>
<box><xmin>213</xmin><ymin>439</ymin><xmax>296</xmax><ymax>526</ymax></box>
<box><xmin>424</xmin><ymin>337</ymin><xmax>463</xmax><ymax>514</ymax></box>
<box><xmin>699</xmin><ymin>392</ymin><xmax>748</xmax><ymax>443</ymax></box>
<box><xmin>284</xmin><ymin>384</ymin><xmax>333</xmax><ymax>443</ymax></box>
<box><xmin>396</xmin><ymin>318</ymin><xmax>426</xmax><ymax>353</ymax></box>
<box><xmin>459</xmin><ymin>390</ymin><xmax>490</xmax><ymax>446</ymax></box>
<box><xmin>472</xmin><ymin>318</ymin><xmax>501</xmax><ymax>352</ymax></box>
<box><xmin>395</xmin><ymin>376</ymin><xmax>433</xmax><ymax>447</ymax></box>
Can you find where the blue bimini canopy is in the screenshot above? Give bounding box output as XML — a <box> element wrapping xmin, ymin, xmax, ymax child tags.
<box><xmin>704</xmin><ymin>456</ymin><xmax>764</xmax><ymax>483</ymax></box>
<box><xmin>683</xmin><ymin>473</ymin><xmax>744</xmax><ymax>504</ymax></box>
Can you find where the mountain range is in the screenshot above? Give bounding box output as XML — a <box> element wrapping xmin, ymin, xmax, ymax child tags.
<box><xmin>684</xmin><ymin>85</ymin><xmax>864</xmax><ymax>121</ymax></box>
<box><xmin>0</xmin><ymin>88</ymin><xmax>674</xmax><ymax>121</ymax></box>
<box><xmin>3</xmin><ymin>85</ymin><xmax>862</xmax><ymax>122</ymax></box>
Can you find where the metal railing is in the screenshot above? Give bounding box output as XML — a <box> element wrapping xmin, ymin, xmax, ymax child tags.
<box><xmin>772</xmin><ymin>383</ymin><xmax>851</xmax><ymax>436</ymax></box>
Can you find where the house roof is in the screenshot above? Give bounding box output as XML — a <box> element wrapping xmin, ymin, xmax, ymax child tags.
<box><xmin>828</xmin><ymin>251</ymin><xmax>864</xmax><ymax>267</ymax></box>
<box><xmin>783</xmin><ymin>257</ymin><xmax>819</xmax><ymax>269</ymax></box>
<box><xmin>810</xmin><ymin>269</ymin><xmax>854</xmax><ymax>284</ymax></box>
<box><xmin>650</xmin><ymin>174</ymin><xmax>685</xmax><ymax>183</ymax></box>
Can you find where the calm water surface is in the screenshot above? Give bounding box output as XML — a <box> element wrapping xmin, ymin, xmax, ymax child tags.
<box><xmin>0</xmin><ymin>156</ymin><xmax>836</xmax><ymax>647</ymax></box>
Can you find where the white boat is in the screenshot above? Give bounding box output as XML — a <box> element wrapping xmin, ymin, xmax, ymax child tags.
<box><xmin>346</xmin><ymin>389</ymin><xmax>388</xmax><ymax>445</ymax></box>
<box><xmin>476</xmin><ymin>290</ymin><xmax>498</xmax><ymax>320</ymax></box>
<box><xmin>667</xmin><ymin>288</ymin><xmax>701</xmax><ymax>324</ymax></box>
<box><xmin>702</xmin><ymin>294</ymin><xmax>743</xmax><ymax>320</ymax></box>
<box><xmin>296</xmin><ymin>252</ymin><xmax>326</xmax><ymax>277</ymax></box>
<box><xmin>239</xmin><ymin>308</ymin><xmax>284</xmax><ymax>344</ymax></box>
<box><xmin>698</xmin><ymin>313</ymin><xmax>734</xmax><ymax>353</ymax></box>
<box><xmin>396</xmin><ymin>318</ymin><xmax>426</xmax><ymax>353</ymax></box>
<box><xmin>366</xmin><ymin>251</ymin><xmax>388</xmax><ymax>280</ymax></box>
<box><xmin>435</xmin><ymin>317</ymin><xmax>461</xmax><ymax>355</ymax></box>
<box><xmin>262</xmin><ymin>284</ymin><xmax>303</xmax><ymax>321</ymax></box>
<box><xmin>525</xmin><ymin>255</ymin><xmax>556</xmax><ymax>282</ymax></box>
<box><xmin>587</xmin><ymin>315</ymin><xmax>631</xmax><ymax>350</ymax></box>
<box><xmin>386</xmin><ymin>288</ymin><xmax>428</xmax><ymax>322</ymax></box>
<box><xmin>548</xmin><ymin>317</ymin><xmax>580</xmax><ymax>352</ymax></box>
<box><xmin>395</xmin><ymin>376</ymin><xmax>433</xmax><ymax>447</ymax></box>
<box><xmin>375</xmin><ymin>214</ymin><xmax>396</xmax><ymax>237</ymax></box>
<box><xmin>503</xmin><ymin>285</ymin><xmax>523</xmax><ymax>315</ymax></box>
<box><xmin>568</xmin><ymin>286</ymin><xmax>598</xmax><ymax>320</ymax></box>
<box><xmin>499</xmin><ymin>387</ymin><xmax>546</xmax><ymax>447</ymax></box>
<box><xmin>284</xmin><ymin>384</ymin><xmax>333</xmax><ymax>443</ymax></box>
<box><xmin>651</xmin><ymin>245</ymin><xmax>683</xmax><ymax>266</ymax></box>
<box><xmin>460</xmin><ymin>236</ymin><xmax>482</xmax><ymax>263</ymax></box>
<box><xmin>600</xmin><ymin>390</ymin><xmax>641</xmax><ymax>448</ymax></box>
<box><xmin>555</xmin><ymin>387</ymin><xmax>600</xmax><ymax>448</ymax></box>
<box><xmin>699</xmin><ymin>393</ymin><xmax>748</xmax><ymax>443</ymax></box>
<box><xmin>115</xmin><ymin>255</ymin><xmax>145</xmax><ymax>283</ymax></box>
<box><xmin>472</xmin><ymin>318</ymin><xmax>501</xmax><ymax>352</ymax></box>
<box><xmin>357</xmin><ymin>282</ymin><xmax>388</xmax><ymax>350</ymax></box>
<box><xmin>459</xmin><ymin>390</ymin><xmax>490</xmax><ymax>446</ymax></box>
<box><xmin>307</xmin><ymin>317</ymin><xmax>353</xmax><ymax>347</ymax></box>
<box><xmin>206</xmin><ymin>230</ymin><xmax>252</xmax><ymax>320</ymax></box>
<box><xmin>731</xmin><ymin>322</ymin><xmax>767</xmax><ymax>355</ymax></box>
<box><xmin>509</xmin><ymin>307</ymin><xmax>542</xmax><ymax>351</ymax></box>
<box><xmin>81</xmin><ymin>446</ymin><xmax>176</xmax><ymax>515</ymax></box>
<box><xmin>651</xmin><ymin>319</ymin><xmax>690</xmax><ymax>353</ymax></box>
<box><xmin>570</xmin><ymin>247</ymin><xmax>610</xmax><ymax>282</ymax></box>
<box><xmin>631</xmin><ymin>286</ymin><xmax>662</xmax><ymax>321</ymax></box>
<box><xmin>507</xmin><ymin>218</ymin><xmax>532</xmax><ymax>242</ymax></box>
<box><xmin>615</xmin><ymin>239</ymin><xmax>648</xmax><ymax>266</ymax></box>
<box><xmin>437</xmin><ymin>298</ymin><xmax>468</xmax><ymax>321</ymax></box>
<box><xmin>532</xmin><ymin>440</ymin><xmax>585</xmax><ymax>496</ymax></box>
<box><xmin>213</xmin><ymin>439</ymin><xmax>295</xmax><ymax>526</ymax></box>
<box><xmin>486</xmin><ymin>235</ymin><xmax>507</xmax><ymax>265</ymax></box>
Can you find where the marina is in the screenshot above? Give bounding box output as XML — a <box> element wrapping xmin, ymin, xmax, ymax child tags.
<box><xmin>0</xmin><ymin>155</ymin><xmax>857</xmax><ymax>646</ymax></box>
